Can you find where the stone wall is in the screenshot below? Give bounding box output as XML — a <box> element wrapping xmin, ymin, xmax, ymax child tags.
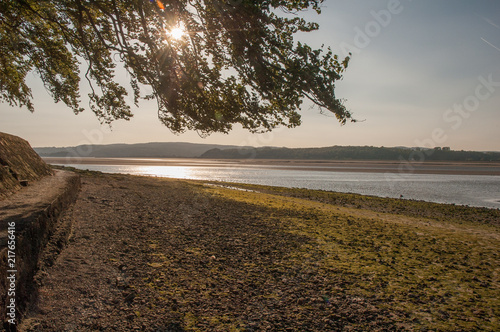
<box><xmin>0</xmin><ymin>132</ymin><xmax>80</xmax><ymax>330</ymax></box>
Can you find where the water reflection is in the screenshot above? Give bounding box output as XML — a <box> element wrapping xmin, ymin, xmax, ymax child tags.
<box><xmin>135</xmin><ymin>166</ymin><xmax>193</xmax><ymax>179</ymax></box>
<box><xmin>55</xmin><ymin>163</ymin><xmax>500</xmax><ymax>209</ymax></box>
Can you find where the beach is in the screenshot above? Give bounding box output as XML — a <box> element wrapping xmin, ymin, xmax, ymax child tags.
<box><xmin>19</xmin><ymin>170</ymin><xmax>500</xmax><ymax>331</ymax></box>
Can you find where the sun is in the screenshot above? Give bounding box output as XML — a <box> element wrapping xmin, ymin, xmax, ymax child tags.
<box><xmin>170</xmin><ymin>27</ymin><xmax>185</xmax><ymax>40</ymax></box>
<box><xmin>167</xmin><ymin>23</ymin><xmax>186</xmax><ymax>40</ymax></box>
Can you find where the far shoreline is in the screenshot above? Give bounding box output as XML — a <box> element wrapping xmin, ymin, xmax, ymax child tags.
<box><xmin>42</xmin><ymin>157</ymin><xmax>500</xmax><ymax>176</ymax></box>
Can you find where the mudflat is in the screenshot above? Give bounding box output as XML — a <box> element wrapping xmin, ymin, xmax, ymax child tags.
<box><xmin>43</xmin><ymin>157</ymin><xmax>500</xmax><ymax>175</ymax></box>
<box><xmin>20</xmin><ymin>171</ymin><xmax>500</xmax><ymax>331</ymax></box>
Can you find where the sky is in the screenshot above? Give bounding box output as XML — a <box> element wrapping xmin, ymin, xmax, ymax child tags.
<box><xmin>1</xmin><ymin>0</ymin><xmax>499</xmax><ymax>151</ymax></box>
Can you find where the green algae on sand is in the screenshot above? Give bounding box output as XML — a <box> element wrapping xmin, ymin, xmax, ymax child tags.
<box><xmin>196</xmin><ymin>181</ymin><xmax>500</xmax><ymax>331</ymax></box>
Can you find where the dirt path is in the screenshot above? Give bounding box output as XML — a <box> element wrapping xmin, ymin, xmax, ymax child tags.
<box><xmin>19</xmin><ymin>173</ymin><xmax>392</xmax><ymax>331</ymax></box>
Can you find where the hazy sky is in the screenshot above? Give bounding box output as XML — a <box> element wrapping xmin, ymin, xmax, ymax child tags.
<box><xmin>1</xmin><ymin>0</ymin><xmax>499</xmax><ymax>150</ymax></box>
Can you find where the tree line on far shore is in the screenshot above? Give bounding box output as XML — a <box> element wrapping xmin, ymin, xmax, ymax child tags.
<box><xmin>201</xmin><ymin>146</ymin><xmax>500</xmax><ymax>161</ymax></box>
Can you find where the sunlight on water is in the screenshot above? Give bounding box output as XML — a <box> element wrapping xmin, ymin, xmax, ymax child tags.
<box><xmin>135</xmin><ymin>166</ymin><xmax>193</xmax><ymax>179</ymax></box>
<box><xmin>56</xmin><ymin>163</ymin><xmax>500</xmax><ymax>209</ymax></box>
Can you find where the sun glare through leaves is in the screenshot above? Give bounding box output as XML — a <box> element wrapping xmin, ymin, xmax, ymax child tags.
<box><xmin>168</xmin><ymin>25</ymin><xmax>186</xmax><ymax>40</ymax></box>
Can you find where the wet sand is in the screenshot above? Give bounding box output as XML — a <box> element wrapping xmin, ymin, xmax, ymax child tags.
<box><xmin>42</xmin><ymin>157</ymin><xmax>500</xmax><ymax>176</ymax></box>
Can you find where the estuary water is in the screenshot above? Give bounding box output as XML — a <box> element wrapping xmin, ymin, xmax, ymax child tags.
<box><xmin>49</xmin><ymin>159</ymin><xmax>500</xmax><ymax>209</ymax></box>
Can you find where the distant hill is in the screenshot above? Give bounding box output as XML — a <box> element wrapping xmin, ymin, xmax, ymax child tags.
<box><xmin>200</xmin><ymin>146</ymin><xmax>500</xmax><ymax>162</ymax></box>
<box><xmin>34</xmin><ymin>142</ymin><xmax>245</xmax><ymax>158</ymax></box>
<box><xmin>35</xmin><ymin>143</ymin><xmax>500</xmax><ymax>162</ymax></box>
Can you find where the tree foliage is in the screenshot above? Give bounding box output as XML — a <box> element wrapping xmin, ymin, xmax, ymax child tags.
<box><xmin>201</xmin><ymin>146</ymin><xmax>500</xmax><ymax>162</ymax></box>
<box><xmin>0</xmin><ymin>0</ymin><xmax>352</xmax><ymax>135</ymax></box>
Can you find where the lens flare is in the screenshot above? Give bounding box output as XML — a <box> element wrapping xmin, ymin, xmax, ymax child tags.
<box><xmin>169</xmin><ymin>27</ymin><xmax>185</xmax><ymax>40</ymax></box>
<box><xmin>166</xmin><ymin>21</ymin><xmax>186</xmax><ymax>41</ymax></box>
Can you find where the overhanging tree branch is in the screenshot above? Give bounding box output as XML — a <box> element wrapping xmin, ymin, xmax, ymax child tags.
<box><xmin>0</xmin><ymin>0</ymin><xmax>352</xmax><ymax>134</ymax></box>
